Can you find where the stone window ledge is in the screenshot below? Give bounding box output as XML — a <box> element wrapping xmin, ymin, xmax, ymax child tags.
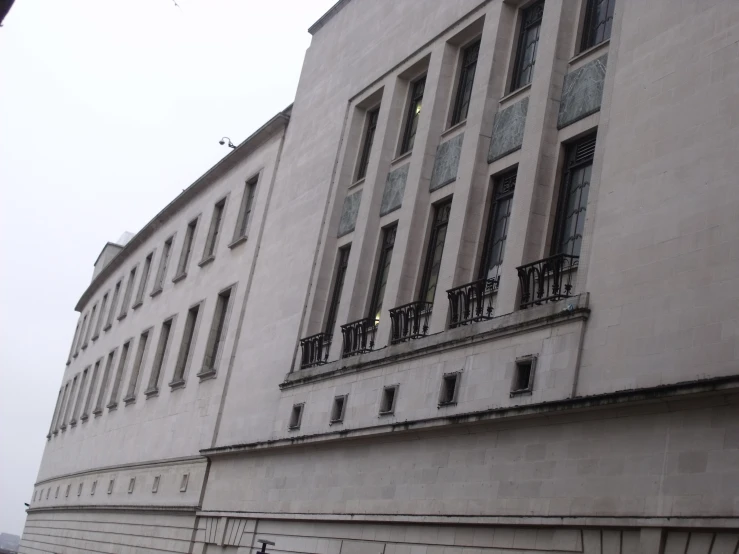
<box><xmin>389</xmin><ymin>149</ymin><xmax>413</xmax><ymax>168</ymax></box>
<box><xmin>198</xmin><ymin>256</ymin><xmax>215</xmax><ymax>268</ymax></box>
<box><xmin>149</xmin><ymin>288</ymin><xmax>163</xmax><ymax>298</ymax></box>
<box><xmin>228</xmin><ymin>235</ymin><xmax>248</xmax><ymax>249</ymax></box>
<box><xmin>169</xmin><ymin>379</ymin><xmax>186</xmax><ymax>391</ymax></box>
<box><xmin>282</xmin><ymin>294</ymin><xmax>590</xmax><ymax>389</ymax></box>
<box><xmin>197</xmin><ymin>368</ymin><xmax>216</xmax><ymax>381</ymax></box>
<box><xmin>439</xmin><ymin>119</ymin><xmax>466</xmax><ymax>141</ymax></box>
<box><xmin>172</xmin><ymin>272</ymin><xmax>187</xmax><ymax>284</ymax></box>
<box><xmin>498</xmin><ymin>83</ymin><xmax>531</xmax><ymax>109</ymax></box>
<box><xmin>568</xmin><ymin>38</ymin><xmax>610</xmax><ymax>71</ymax></box>
<box><xmin>131</xmin><ymin>300</ymin><xmax>143</xmax><ymax>311</ymax></box>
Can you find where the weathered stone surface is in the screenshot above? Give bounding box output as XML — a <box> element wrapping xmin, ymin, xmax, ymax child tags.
<box><xmin>488</xmin><ymin>97</ymin><xmax>529</xmax><ymax>162</ymax></box>
<box><xmin>558</xmin><ymin>54</ymin><xmax>608</xmax><ymax>129</ymax></box>
<box><xmin>430</xmin><ymin>133</ymin><xmax>463</xmax><ymax>191</ymax></box>
<box><xmin>337</xmin><ymin>189</ymin><xmax>362</xmax><ymax>236</ymax></box>
<box><xmin>380</xmin><ymin>164</ymin><xmax>408</xmax><ymax>216</ymax></box>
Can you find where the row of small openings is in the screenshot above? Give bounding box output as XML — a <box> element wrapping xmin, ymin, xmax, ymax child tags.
<box><xmin>33</xmin><ymin>473</ymin><xmax>190</xmax><ymax>503</ymax></box>
<box><xmin>287</xmin><ymin>356</ymin><xmax>537</xmax><ymax>431</ymax></box>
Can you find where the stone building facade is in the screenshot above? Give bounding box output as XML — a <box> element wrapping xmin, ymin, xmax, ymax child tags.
<box><xmin>20</xmin><ymin>0</ymin><xmax>739</xmax><ymax>553</ymax></box>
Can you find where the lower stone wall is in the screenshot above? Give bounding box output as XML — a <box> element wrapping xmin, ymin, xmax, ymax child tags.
<box><xmin>19</xmin><ymin>510</ymin><xmax>195</xmax><ymax>553</ymax></box>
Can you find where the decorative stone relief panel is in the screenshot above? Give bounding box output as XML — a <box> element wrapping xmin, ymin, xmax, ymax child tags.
<box><xmin>558</xmin><ymin>54</ymin><xmax>608</xmax><ymax>129</ymax></box>
<box><xmin>380</xmin><ymin>163</ymin><xmax>409</xmax><ymax>216</ymax></box>
<box><xmin>430</xmin><ymin>133</ymin><xmax>463</xmax><ymax>191</ymax></box>
<box><xmin>488</xmin><ymin>97</ymin><xmax>529</xmax><ymax>162</ymax></box>
<box><xmin>337</xmin><ymin>189</ymin><xmax>362</xmax><ymax>237</ymax></box>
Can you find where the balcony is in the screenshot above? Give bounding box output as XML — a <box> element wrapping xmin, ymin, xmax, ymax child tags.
<box><xmin>516</xmin><ymin>253</ymin><xmax>578</xmax><ymax>309</ymax></box>
<box><xmin>299</xmin><ymin>332</ymin><xmax>331</xmax><ymax>369</ymax></box>
<box><xmin>446</xmin><ymin>277</ymin><xmax>498</xmax><ymax>328</ymax></box>
<box><xmin>340</xmin><ymin>317</ymin><xmax>377</xmax><ymax>358</ymax></box>
<box><xmin>389</xmin><ymin>301</ymin><xmax>433</xmax><ymax>344</ymax></box>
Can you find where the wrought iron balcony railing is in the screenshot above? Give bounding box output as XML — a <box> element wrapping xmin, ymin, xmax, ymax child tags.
<box><xmin>340</xmin><ymin>317</ymin><xmax>377</xmax><ymax>358</ymax></box>
<box><xmin>389</xmin><ymin>301</ymin><xmax>433</xmax><ymax>344</ymax></box>
<box><xmin>298</xmin><ymin>332</ymin><xmax>331</xmax><ymax>369</ymax></box>
<box><xmin>516</xmin><ymin>253</ymin><xmax>579</xmax><ymax>309</ymax></box>
<box><xmin>447</xmin><ymin>277</ymin><xmax>498</xmax><ymax>328</ymax></box>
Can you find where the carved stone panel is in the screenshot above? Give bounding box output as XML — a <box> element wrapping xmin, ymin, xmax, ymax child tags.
<box><xmin>488</xmin><ymin>96</ymin><xmax>529</xmax><ymax>163</ymax></box>
<box><xmin>430</xmin><ymin>133</ymin><xmax>464</xmax><ymax>191</ymax></box>
<box><xmin>337</xmin><ymin>189</ymin><xmax>362</xmax><ymax>237</ymax></box>
<box><xmin>380</xmin><ymin>163</ymin><xmax>409</xmax><ymax>216</ymax></box>
<box><xmin>558</xmin><ymin>54</ymin><xmax>608</xmax><ymax>129</ymax></box>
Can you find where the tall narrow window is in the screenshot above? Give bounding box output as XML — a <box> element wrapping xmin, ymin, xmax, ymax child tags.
<box><xmin>400</xmin><ymin>76</ymin><xmax>426</xmax><ymax>154</ymax></box>
<box><xmin>146</xmin><ymin>318</ymin><xmax>174</xmax><ymax>395</ymax></box>
<box><xmin>553</xmin><ymin>134</ymin><xmax>596</xmax><ymax>258</ymax></box>
<box><xmin>511</xmin><ymin>1</ymin><xmax>544</xmax><ymax>91</ymax></box>
<box><xmin>92</xmin><ymin>292</ymin><xmax>108</xmax><ymax>339</ymax></box>
<box><xmin>108</xmin><ymin>341</ymin><xmax>130</xmax><ymax>409</ymax></box>
<box><xmin>175</xmin><ymin>219</ymin><xmax>198</xmax><ymax>279</ymax></box>
<box><xmin>233</xmin><ymin>177</ymin><xmax>258</xmax><ymax>241</ymax></box>
<box><xmin>85</xmin><ymin>304</ymin><xmax>97</xmax><ymax>344</ymax></box>
<box><xmin>171</xmin><ymin>304</ymin><xmax>200</xmax><ymax>385</ymax></box>
<box><xmin>200</xmin><ymin>288</ymin><xmax>233</xmax><ymax>377</ymax></box>
<box><xmin>580</xmin><ymin>0</ymin><xmax>614</xmax><ymax>51</ymax></box>
<box><xmin>68</xmin><ymin>320</ymin><xmax>81</xmax><ymax>362</ymax></box>
<box><xmin>94</xmin><ymin>349</ymin><xmax>116</xmax><ymax>415</ymax></box>
<box><xmin>133</xmin><ymin>252</ymin><xmax>154</xmax><ymax>308</ymax></box>
<box><xmin>324</xmin><ymin>246</ymin><xmax>351</xmax><ymax>337</ymax></box>
<box><xmin>480</xmin><ymin>170</ymin><xmax>516</xmax><ymax>280</ymax></box>
<box><xmin>368</xmin><ymin>225</ymin><xmax>397</xmax><ymax>323</ymax></box>
<box><xmin>105</xmin><ymin>280</ymin><xmax>122</xmax><ymax>330</ymax></box>
<box><xmin>81</xmin><ymin>359</ymin><xmax>101</xmax><ymax>420</ymax></box>
<box><xmin>152</xmin><ymin>236</ymin><xmax>174</xmax><ymax>293</ymax></box>
<box><xmin>118</xmin><ymin>266</ymin><xmax>137</xmax><ymax>319</ymax></box>
<box><xmin>203</xmin><ymin>198</ymin><xmax>226</xmax><ymax>260</ymax></box>
<box><xmin>124</xmin><ymin>330</ymin><xmax>150</xmax><ymax>403</ymax></box>
<box><xmin>78</xmin><ymin>313</ymin><xmax>89</xmax><ymax>350</ymax></box>
<box><xmin>70</xmin><ymin>367</ymin><xmax>88</xmax><ymax>425</ymax></box>
<box><xmin>356</xmin><ymin>108</ymin><xmax>379</xmax><ymax>181</ymax></box>
<box><xmin>59</xmin><ymin>382</ymin><xmax>71</xmax><ymax>429</ymax></box>
<box><xmin>48</xmin><ymin>387</ymin><xmax>63</xmax><ymax>436</ymax></box>
<box><xmin>451</xmin><ymin>40</ymin><xmax>480</xmax><ymax>125</ymax></box>
<box><xmin>419</xmin><ymin>200</ymin><xmax>452</xmax><ymax>304</ymax></box>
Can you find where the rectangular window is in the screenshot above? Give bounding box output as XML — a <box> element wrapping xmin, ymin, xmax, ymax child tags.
<box><xmin>152</xmin><ymin>236</ymin><xmax>174</xmax><ymax>293</ymax></box>
<box><xmin>70</xmin><ymin>368</ymin><xmax>88</xmax><ymax>425</ymax></box>
<box><xmin>580</xmin><ymin>0</ymin><xmax>614</xmax><ymax>51</ymax></box>
<box><xmin>124</xmin><ymin>330</ymin><xmax>150</xmax><ymax>403</ymax></box>
<box><xmin>512</xmin><ymin>356</ymin><xmax>537</xmax><ymax>394</ymax></box>
<box><xmin>146</xmin><ymin>317</ymin><xmax>174</xmax><ymax>395</ymax></box>
<box><xmin>324</xmin><ymin>246</ymin><xmax>351</xmax><ymax>337</ymax></box>
<box><xmin>118</xmin><ymin>266</ymin><xmax>137</xmax><ymax>319</ymax></box>
<box><xmin>451</xmin><ymin>40</ymin><xmax>480</xmax><ymax>125</ymax></box>
<box><xmin>200</xmin><ymin>288</ymin><xmax>233</xmax><ymax>376</ymax></box>
<box><xmin>179</xmin><ymin>473</ymin><xmax>189</xmax><ymax>492</ymax></box>
<box><xmin>92</xmin><ymin>293</ymin><xmax>108</xmax><ymax>339</ymax></box>
<box><xmin>439</xmin><ymin>371</ymin><xmax>460</xmax><ymax>406</ymax></box>
<box><xmin>45</xmin><ymin>489</ymin><xmax>50</xmax><ymax>500</ymax></box>
<box><xmin>108</xmin><ymin>479</ymin><xmax>115</xmax><ymax>494</ymax></box>
<box><xmin>65</xmin><ymin>484</ymin><xmax>70</xmax><ymax>498</ymax></box>
<box><xmin>233</xmin><ymin>176</ymin><xmax>258</xmax><ymax>241</ymax></box>
<box><xmin>171</xmin><ymin>303</ymin><xmax>200</xmax><ymax>385</ymax></box>
<box><xmin>85</xmin><ymin>304</ymin><xmax>98</xmax><ymax>343</ymax></box>
<box><xmin>511</xmin><ymin>0</ymin><xmax>544</xmax><ymax>91</ymax></box>
<box><xmin>203</xmin><ymin>198</ymin><xmax>226</xmax><ymax>260</ymax></box>
<box><xmin>79</xmin><ymin>313</ymin><xmax>89</xmax><ymax>350</ymax></box>
<box><xmin>91</xmin><ymin>480</ymin><xmax>97</xmax><ymax>496</ymax></box>
<box><xmin>330</xmin><ymin>395</ymin><xmax>347</xmax><ymax>424</ymax></box>
<box><xmin>419</xmin><ymin>200</ymin><xmax>452</xmax><ymax>304</ymax></box>
<box><xmin>108</xmin><ymin>341</ymin><xmax>130</xmax><ymax>409</ymax></box>
<box><xmin>67</xmin><ymin>320</ymin><xmax>81</xmax><ymax>362</ymax></box>
<box><xmin>480</xmin><ymin>170</ymin><xmax>516</xmax><ymax>280</ymax></box>
<box><xmin>105</xmin><ymin>281</ymin><xmax>122</xmax><ymax>330</ymax></box>
<box><xmin>288</xmin><ymin>403</ymin><xmax>304</xmax><ymax>430</ymax></box>
<box><xmin>368</xmin><ymin>224</ymin><xmax>397</xmax><ymax>323</ymax></box>
<box><xmin>81</xmin><ymin>358</ymin><xmax>101</xmax><ymax>419</ymax></box>
<box><xmin>152</xmin><ymin>476</ymin><xmax>160</xmax><ymax>493</ymax></box>
<box><xmin>133</xmin><ymin>251</ymin><xmax>154</xmax><ymax>307</ymax></box>
<box><xmin>128</xmin><ymin>478</ymin><xmax>136</xmax><ymax>494</ymax></box>
<box><xmin>55</xmin><ymin>486</ymin><xmax>59</xmax><ymax>498</ymax></box>
<box><xmin>553</xmin><ymin>133</ymin><xmax>596</xmax><ymax>258</ymax></box>
<box><xmin>48</xmin><ymin>387</ymin><xmax>64</xmax><ymax>436</ymax></box>
<box><xmin>77</xmin><ymin>482</ymin><xmax>83</xmax><ymax>496</ymax></box>
<box><xmin>58</xmin><ymin>382</ymin><xmax>71</xmax><ymax>429</ymax></box>
<box><xmin>175</xmin><ymin>218</ymin><xmax>198</xmax><ymax>279</ymax></box>
<box><xmin>400</xmin><ymin>75</ymin><xmax>426</xmax><ymax>154</ymax></box>
<box><xmin>94</xmin><ymin>349</ymin><xmax>116</xmax><ymax>414</ymax></box>
<box><xmin>356</xmin><ymin>108</ymin><xmax>379</xmax><ymax>181</ymax></box>
<box><xmin>379</xmin><ymin>385</ymin><xmax>398</xmax><ymax>415</ymax></box>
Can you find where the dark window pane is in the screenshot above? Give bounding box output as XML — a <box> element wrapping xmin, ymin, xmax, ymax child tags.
<box><xmin>511</xmin><ymin>1</ymin><xmax>544</xmax><ymax>91</ymax></box>
<box><xmin>451</xmin><ymin>40</ymin><xmax>480</xmax><ymax>125</ymax></box>
<box><xmin>357</xmin><ymin>108</ymin><xmax>379</xmax><ymax>180</ymax></box>
<box><xmin>480</xmin><ymin>171</ymin><xmax>517</xmax><ymax>279</ymax></box>
<box><xmin>581</xmin><ymin>0</ymin><xmax>614</xmax><ymax>51</ymax></box>
<box><xmin>369</xmin><ymin>225</ymin><xmax>397</xmax><ymax>322</ymax></box>
<box><xmin>325</xmin><ymin>246</ymin><xmax>351</xmax><ymax>336</ymax></box>
<box><xmin>401</xmin><ymin>76</ymin><xmax>426</xmax><ymax>154</ymax></box>
<box><xmin>420</xmin><ymin>200</ymin><xmax>452</xmax><ymax>303</ymax></box>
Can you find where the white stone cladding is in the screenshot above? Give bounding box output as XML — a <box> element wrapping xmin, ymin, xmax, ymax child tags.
<box><xmin>21</xmin><ymin>0</ymin><xmax>739</xmax><ymax>552</ymax></box>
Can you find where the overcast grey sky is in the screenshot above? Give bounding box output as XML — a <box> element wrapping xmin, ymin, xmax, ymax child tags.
<box><xmin>0</xmin><ymin>0</ymin><xmax>336</xmax><ymax>536</ymax></box>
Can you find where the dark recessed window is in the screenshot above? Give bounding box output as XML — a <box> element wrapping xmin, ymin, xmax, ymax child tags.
<box><xmin>552</xmin><ymin>133</ymin><xmax>597</xmax><ymax>257</ymax></box>
<box><xmin>146</xmin><ymin>317</ymin><xmax>174</xmax><ymax>395</ymax></box>
<box><xmin>288</xmin><ymin>403</ymin><xmax>304</xmax><ymax>430</ymax></box>
<box><xmin>91</xmin><ymin>480</ymin><xmax>97</xmax><ymax>496</ymax></box>
<box><xmin>330</xmin><ymin>395</ymin><xmax>347</xmax><ymax>424</ymax></box>
<box><xmin>451</xmin><ymin>40</ymin><xmax>480</xmax><ymax>126</ymax></box>
<box><xmin>128</xmin><ymin>478</ymin><xmax>136</xmax><ymax>494</ymax></box>
<box><xmin>152</xmin><ymin>236</ymin><xmax>174</xmax><ymax>292</ymax></box>
<box><xmin>107</xmin><ymin>479</ymin><xmax>115</xmax><ymax>494</ymax></box>
<box><xmin>511</xmin><ymin>0</ymin><xmax>544</xmax><ymax>91</ymax></box>
<box><xmin>512</xmin><ymin>356</ymin><xmax>537</xmax><ymax>394</ymax></box>
<box><xmin>356</xmin><ymin>108</ymin><xmax>380</xmax><ymax>181</ymax></box>
<box><xmin>400</xmin><ymin>75</ymin><xmax>426</xmax><ymax>154</ymax></box>
<box><xmin>180</xmin><ymin>473</ymin><xmax>189</xmax><ymax>492</ymax></box>
<box><xmin>368</xmin><ymin>224</ymin><xmax>397</xmax><ymax>323</ymax></box>
<box><xmin>439</xmin><ymin>372</ymin><xmax>460</xmax><ymax>406</ymax></box>
<box><xmin>77</xmin><ymin>483</ymin><xmax>83</xmax><ymax>496</ymax></box>
<box><xmin>176</xmin><ymin>218</ymin><xmax>199</xmax><ymax>278</ymax></box>
<box><xmin>419</xmin><ymin>199</ymin><xmax>452</xmax><ymax>304</ymax></box>
<box><xmin>172</xmin><ymin>303</ymin><xmax>201</xmax><ymax>385</ymax></box>
<box><xmin>324</xmin><ymin>246</ymin><xmax>351</xmax><ymax>337</ymax></box>
<box><xmin>201</xmin><ymin>287</ymin><xmax>233</xmax><ymax>376</ymax></box>
<box><xmin>480</xmin><ymin>170</ymin><xmax>516</xmax><ymax>280</ymax></box>
<box><xmin>379</xmin><ymin>385</ymin><xmax>398</xmax><ymax>415</ymax></box>
<box><xmin>580</xmin><ymin>0</ymin><xmax>614</xmax><ymax>51</ymax></box>
<box><xmin>152</xmin><ymin>476</ymin><xmax>160</xmax><ymax>493</ymax></box>
<box><xmin>234</xmin><ymin>176</ymin><xmax>258</xmax><ymax>241</ymax></box>
<box><xmin>203</xmin><ymin>197</ymin><xmax>227</xmax><ymax>260</ymax></box>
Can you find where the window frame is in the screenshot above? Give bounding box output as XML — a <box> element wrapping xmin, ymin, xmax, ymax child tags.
<box><xmin>123</xmin><ymin>329</ymin><xmax>152</xmax><ymax>405</ymax></box>
<box><xmin>152</xmin><ymin>235</ymin><xmax>174</xmax><ymax>295</ymax></box>
<box><xmin>419</xmin><ymin>198</ymin><xmax>453</xmax><ymax>304</ymax></box>
<box><xmin>288</xmin><ymin>403</ymin><xmax>304</xmax><ymax>430</ymax></box>
<box><xmin>202</xmin><ymin>196</ymin><xmax>228</xmax><ymax>262</ymax></box>
<box><xmin>355</xmin><ymin>107</ymin><xmax>380</xmax><ymax>181</ymax></box>
<box><xmin>199</xmin><ymin>285</ymin><xmax>235</xmax><ymax>378</ymax></box>
<box><xmin>171</xmin><ymin>301</ymin><xmax>202</xmax><ymax>387</ymax></box>
<box><xmin>510</xmin><ymin>0</ymin><xmax>545</xmax><ymax>92</ymax></box>
<box><xmin>108</xmin><ymin>340</ymin><xmax>131</xmax><ymax>409</ymax></box>
<box><xmin>117</xmin><ymin>265</ymin><xmax>138</xmax><ymax>320</ymax></box>
<box><xmin>174</xmin><ymin>218</ymin><xmax>199</xmax><ymax>280</ymax></box>
<box><xmin>400</xmin><ymin>75</ymin><xmax>426</xmax><ymax>155</ymax></box>
<box><xmin>145</xmin><ymin>316</ymin><xmax>175</xmax><ymax>396</ymax></box>
<box><xmin>232</xmin><ymin>175</ymin><xmax>259</xmax><ymax>244</ymax></box>
<box><xmin>379</xmin><ymin>384</ymin><xmax>399</xmax><ymax>415</ymax></box>
<box><xmin>133</xmin><ymin>251</ymin><xmax>155</xmax><ymax>308</ymax></box>
<box><xmin>330</xmin><ymin>394</ymin><xmax>348</xmax><ymax>424</ymax></box>
<box><xmin>451</xmin><ymin>39</ymin><xmax>481</xmax><ymax>126</ymax></box>
<box><xmin>368</xmin><ymin>224</ymin><xmax>398</xmax><ymax>323</ymax></box>
<box><xmin>579</xmin><ymin>0</ymin><xmax>614</xmax><ymax>52</ymax></box>
<box><xmin>479</xmin><ymin>169</ymin><xmax>517</xmax><ymax>280</ymax></box>
<box><xmin>324</xmin><ymin>245</ymin><xmax>351</xmax><ymax>338</ymax></box>
<box><xmin>105</xmin><ymin>280</ymin><xmax>122</xmax><ymax>330</ymax></box>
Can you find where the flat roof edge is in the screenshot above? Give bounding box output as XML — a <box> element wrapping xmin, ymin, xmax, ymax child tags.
<box><xmin>308</xmin><ymin>0</ymin><xmax>353</xmax><ymax>35</ymax></box>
